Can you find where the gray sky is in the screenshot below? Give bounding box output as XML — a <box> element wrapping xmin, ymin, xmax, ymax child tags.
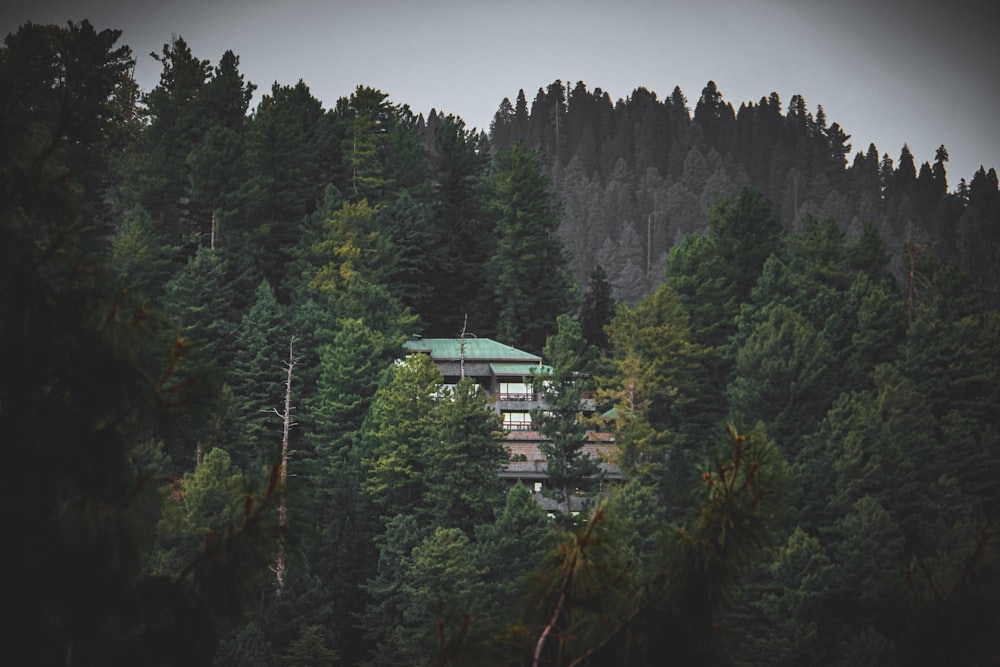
<box><xmin>3</xmin><ymin>0</ymin><xmax>997</xmax><ymax>186</ymax></box>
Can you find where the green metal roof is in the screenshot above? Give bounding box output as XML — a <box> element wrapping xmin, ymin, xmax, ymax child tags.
<box><xmin>491</xmin><ymin>363</ymin><xmax>552</xmax><ymax>377</ymax></box>
<box><xmin>403</xmin><ymin>337</ymin><xmax>541</xmax><ymax>363</ymax></box>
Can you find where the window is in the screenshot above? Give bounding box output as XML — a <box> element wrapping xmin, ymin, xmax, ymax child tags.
<box><xmin>502</xmin><ymin>411</ymin><xmax>533</xmax><ymax>430</ymax></box>
<box><xmin>499</xmin><ymin>381</ymin><xmax>532</xmax><ymax>401</ymax></box>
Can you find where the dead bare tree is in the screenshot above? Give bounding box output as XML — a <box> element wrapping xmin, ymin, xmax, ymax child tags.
<box><xmin>271</xmin><ymin>336</ymin><xmax>299</xmax><ymax>597</ymax></box>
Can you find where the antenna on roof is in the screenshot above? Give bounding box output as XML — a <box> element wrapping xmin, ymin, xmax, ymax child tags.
<box><xmin>459</xmin><ymin>314</ymin><xmax>467</xmax><ymax>380</ymax></box>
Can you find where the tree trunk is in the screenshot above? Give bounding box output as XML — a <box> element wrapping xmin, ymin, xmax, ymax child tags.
<box><xmin>273</xmin><ymin>336</ymin><xmax>298</xmax><ymax>597</ymax></box>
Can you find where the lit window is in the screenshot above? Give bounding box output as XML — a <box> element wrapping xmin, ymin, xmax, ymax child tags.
<box><xmin>502</xmin><ymin>411</ymin><xmax>532</xmax><ymax>430</ymax></box>
<box><xmin>499</xmin><ymin>381</ymin><xmax>532</xmax><ymax>400</ymax></box>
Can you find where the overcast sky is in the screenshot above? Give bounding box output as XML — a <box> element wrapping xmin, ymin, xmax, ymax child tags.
<box><xmin>3</xmin><ymin>0</ymin><xmax>997</xmax><ymax>186</ymax></box>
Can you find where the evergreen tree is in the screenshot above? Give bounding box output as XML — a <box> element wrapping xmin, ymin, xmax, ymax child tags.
<box><xmin>148</xmin><ymin>447</ymin><xmax>249</xmax><ymax>577</ymax></box>
<box><xmin>280</xmin><ymin>625</ymin><xmax>338</xmax><ymax>667</ymax></box>
<box><xmin>1</xmin><ymin>20</ymin><xmax>137</xmax><ymax>234</ymax></box>
<box><xmin>602</xmin><ymin>478</ymin><xmax>669</xmax><ymax>575</ymax></box>
<box><xmin>727</xmin><ymin>302</ymin><xmax>836</xmax><ymax>455</ymax></box>
<box><xmin>214</xmin><ymin>621</ymin><xmax>278</xmax><ymax>667</ymax></box>
<box><xmin>162</xmin><ymin>245</ymin><xmax>239</xmax><ymax>368</ymax></box>
<box><xmin>336</xmin><ymin>85</ymin><xmax>394</xmax><ymax>202</ymax></box>
<box><xmin>230</xmin><ymin>279</ymin><xmax>290</xmax><ymax>474</ymax></box>
<box><xmin>605</xmin><ymin>286</ymin><xmax>718</xmax><ymax>496</ymax></box>
<box><xmin>109</xmin><ymin>204</ymin><xmax>178</xmax><ymax>297</ymax></box>
<box><xmin>485</xmin><ymin>143</ymin><xmax>576</xmax><ymax>352</ymax></box>
<box><xmin>533</xmin><ymin>314</ymin><xmax>602</xmax><ymax>516</ymax></box>
<box><xmin>305</xmin><ymin>323</ymin><xmax>388</xmax><ymax>666</ymax></box>
<box><xmin>310</xmin><ymin>199</ymin><xmax>393</xmax><ymax>292</ymax></box>
<box><xmin>361</xmin><ymin>353</ymin><xmax>442</xmax><ymax>523</ymax></box>
<box><xmin>1</xmin><ymin>51</ymin><xmax>273</xmax><ymax>658</ymax></box>
<box><xmin>425</xmin><ymin>114</ymin><xmax>492</xmax><ymax>336</ymax></box>
<box><xmin>391</xmin><ymin>527</ymin><xmax>489</xmax><ymax>664</ymax></box>
<box><xmin>731</xmin><ymin>527</ymin><xmax>838</xmax><ymax>667</ymax></box>
<box><xmin>474</xmin><ymin>482</ymin><xmax>558</xmax><ymax>614</ymax></box>
<box><xmin>579</xmin><ymin>264</ymin><xmax>616</xmax><ymax>353</ymax></box>
<box><xmin>241</xmin><ymin>80</ymin><xmax>332</xmax><ymax>291</ymax></box>
<box><xmin>667</xmin><ymin>187</ymin><xmax>784</xmax><ymax>352</ymax></box>
<box><xmin>126</xmin><ymin>35</ymin><xmax>212</xmax><ymax>249</ymax></box>
<box><xmin>425</xmin><ymin>378</ymin><xmax>508</xmax><ymax>534</ymax></box>
<box><xmin>360</xmin><ymin>514</ymin><xmax>424</xmax><ymax>666</ymax></box>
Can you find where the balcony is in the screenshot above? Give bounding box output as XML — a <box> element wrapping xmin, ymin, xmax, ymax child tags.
<box><xmin>497</xmin><ymin>391</ymin><xmax>537</xmax><ymax>401</ymax></box>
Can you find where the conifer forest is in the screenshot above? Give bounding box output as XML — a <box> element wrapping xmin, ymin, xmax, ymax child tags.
<box><xmin>3</xmin><ymin>20</ymin><xmax>1000</xmax><ymax>667</ymax></box>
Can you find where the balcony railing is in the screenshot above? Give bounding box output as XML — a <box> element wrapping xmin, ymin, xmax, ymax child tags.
<box><xmin>503</xmin><ymin>421</ymin><xmax>535</xmax><ymax>431</ymax></box>
<box><xmin>497</xmin><ymin>392</ymin><xmax>538</xmax><ymax>402</ymax></box>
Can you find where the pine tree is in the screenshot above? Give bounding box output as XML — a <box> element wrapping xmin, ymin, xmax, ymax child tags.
<box><xmin>604</xmin><ymin>286</ymin><xmax>717</xmax><ymax>494</ymax></box>
<box><xmin>162</xmin><ymin>245</ymin><xmax>239</xmax><ymax>369</ymax></box>
<box><xmin>425</xmin><ymin>114</ymin><xmax>492</xmax><ymax>336</ymax></box>
<box><xmin>361</xmin><ymin>353</ymin><xmax>442</xmax><ymax>522</ymax></box>
<box><xmin>579</xmin><ymin>264</ymin><xmax>616</xmax><ymax>353</ymax></box>
<box><xmin>474</xmin><ymin>482</ymin><xmax>558</xmax><ymax>614</ymax></box>
<box><xmin>485</xmin><ymin>143</ymin><xmax>576</xmax><ymax>352</ymax></box>
<box><xmin>310</xmin><ymin>199</ymin><xmax>392</xmax><ymax>292</ymax></box>
<box><xmin>280</xmin><ymin>625</ymin><xmax>338</xmax><ymax>667</ymax></box>
<box><xmin>533</xmin><ymin>315</ymin><xmax>602</xmax><ymax>516</ymax></box>
<box><xmin>0</xmin><ymin>39</ymin><xmax>271</xmax><ymax>656</ymax></box>
<box><xmin>126</xmin><ymin>35</ymin><xmax>212</xmax><ymax>248</ymax></box>
<box><xmin>424</xmin><ymin>378</ymin><xmax>508</xmax><ymax>534</ymax></box>
<box><xmin>241</xmin><ymin>81</ymin><xmax>331</xmax><ymax>291</ymax></box>
<box><xmin>1</xmin><ymin>20</ymin><xmax>137</xmax><ymax>234</ymax></box>
<box><xmin>230</xmin><ymin>279</ymin><xmax>289</xmax><ymax>474</ymax></box>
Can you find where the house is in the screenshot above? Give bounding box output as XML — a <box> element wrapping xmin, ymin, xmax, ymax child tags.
<box><xmin>402</xmin><ymin>336</ymin><xmax>620</xmax><ymax>509</ymax></box>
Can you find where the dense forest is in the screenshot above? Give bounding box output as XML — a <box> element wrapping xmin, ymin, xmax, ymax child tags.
<box><xmin>2</xmin><ymin>20</ymin><xmax>999</xmax><ymax>667</ymax></box>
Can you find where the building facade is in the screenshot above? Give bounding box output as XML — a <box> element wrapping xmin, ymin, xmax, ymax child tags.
<box><xmin>402</xmin><ymin>336</ymin><xmax>620</xmax><ymax>510</ymax></box>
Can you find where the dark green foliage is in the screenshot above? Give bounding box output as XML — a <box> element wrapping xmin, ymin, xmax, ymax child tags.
<box><xmin>730</xmin><ymin>528</ymin><xmax>839</xmax><ymax>667</ymax></box>
<box><xmin>474</xmin><ymin>483</ymin><xmax>558</xmax><ymax>611</ymax></box>
<box><xmin>362</xmin><ymin>355</ymin><xmax>508</xmax><ymax>533</ymax></box>
<box><xmin>602</xmin><ymin>478</ymin><xmax>669</xmax><ymax>575</ymax></box>
<box><xmin>534</xmin><ymin>315</ymin><xmax>602</xmax><ymax>515</ymax></box>
<box><xmin>149</xmin><ymin>447</ymin><xmax>249</xmax><ymax>576</ymax></box>
<box><xmin>423</xmin><ymin>114</ymin><xmax>492</xmax><ymax>336</ymax></box>
<box><xmin>361</xmin><ymin>353</ymin><xmax>442</xmax><ymax>522</ymax></box>
<box><xmin>304</xmin><ymin>319</ymin><xmax>384</xmax><ymax>664</ymax></box>
<box><xmin>110</xmin><ymin>204</ymin><xmax>179</xmax><ymax>297</ymax></box>
<box><xmin>728</xmin><ymin>302</ymin><xmax>836</xmax><ymax>454</ymax></box>
<box><xmin>215</xmin><ymin>621</ymin><xmax>278</xmax><ymax>666</ymax></box>
<box><xmin>8</xmin><ymin>20</ymin><xmax>1000</xmax><ymax>663</ymax></box>
<box><xmin>579</xmin><ymin>264</ymin><xmax>616</xmax><ymax>352</ymax></box>
<box><xmin>426</xmin><ymin>378</ymin><xmax>508</xmax><ymax>534</ymax></box>
<box><xmin>1</xmin><ymin>20</ymin><xmax>136</xmax><ymax>233</ymax></box>
<box><xmin>485</xmin><ymin>143</ymin><xmax>577</xmax><ymax>352</ymax></box>
<box><xmin>261</xmin><ymin>567</ymin><xmax>336</xmax><ymax>660</ymax></box>
<box><xmin>604</xmin><ymin>285</ymin><xmax>721</xmax><ymax>500</ymax></box>
<box><xmin>229</xmin><ymin>279</ymin><xmax>290</xmax><ymax>473</ymax></box>
<box><xmin>281</xmin><ymin>625</ymin><xmax>338</xmax><ymax>666</ymax></box>
<box><xmin>0</xmin><ymin>27</ymin><xmax>275</xmax><ymax>657</ymax></box>
<box><xmin>514</xmin><ymin>424</ymin><xmax>785</xmax><ymax>667</ymax></box>
<box><xmin>124</xmin><ymin>36</ymin><xmax>213</xmax><ymax>247</ymax></box>
<box><xmin>240</xmin><ymin>81</ymin><xmax>333</xmax><ymax>292</ymax></box>
<box><xmin>163</xmin><ymin>245</ymin><xmax>239</xmax><ymax>368</ymax></box>
<box><xmin>359</xmin><ymin>514</ymin><xmax>424</xmax><ymax>665</ymax></box>
<box><xmin>667</xmin><ymin>186</ymin><xmax>784</xmax><ymax>351</ymax></box>
<box><xmin>336</xmin><ymin>85</ymin><xmax>394</xmax><ymax>202</ymax></box>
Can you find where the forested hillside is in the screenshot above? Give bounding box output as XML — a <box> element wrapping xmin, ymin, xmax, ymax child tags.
<box><xmin>2</xmin><ymin>21</ymin><xmax>998</xmax><ymax>666</ymax></box>
<box><xmin>489</xmin><ymin>80</ymin><xmax>999</xmax><ymax>307</ymax></box>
